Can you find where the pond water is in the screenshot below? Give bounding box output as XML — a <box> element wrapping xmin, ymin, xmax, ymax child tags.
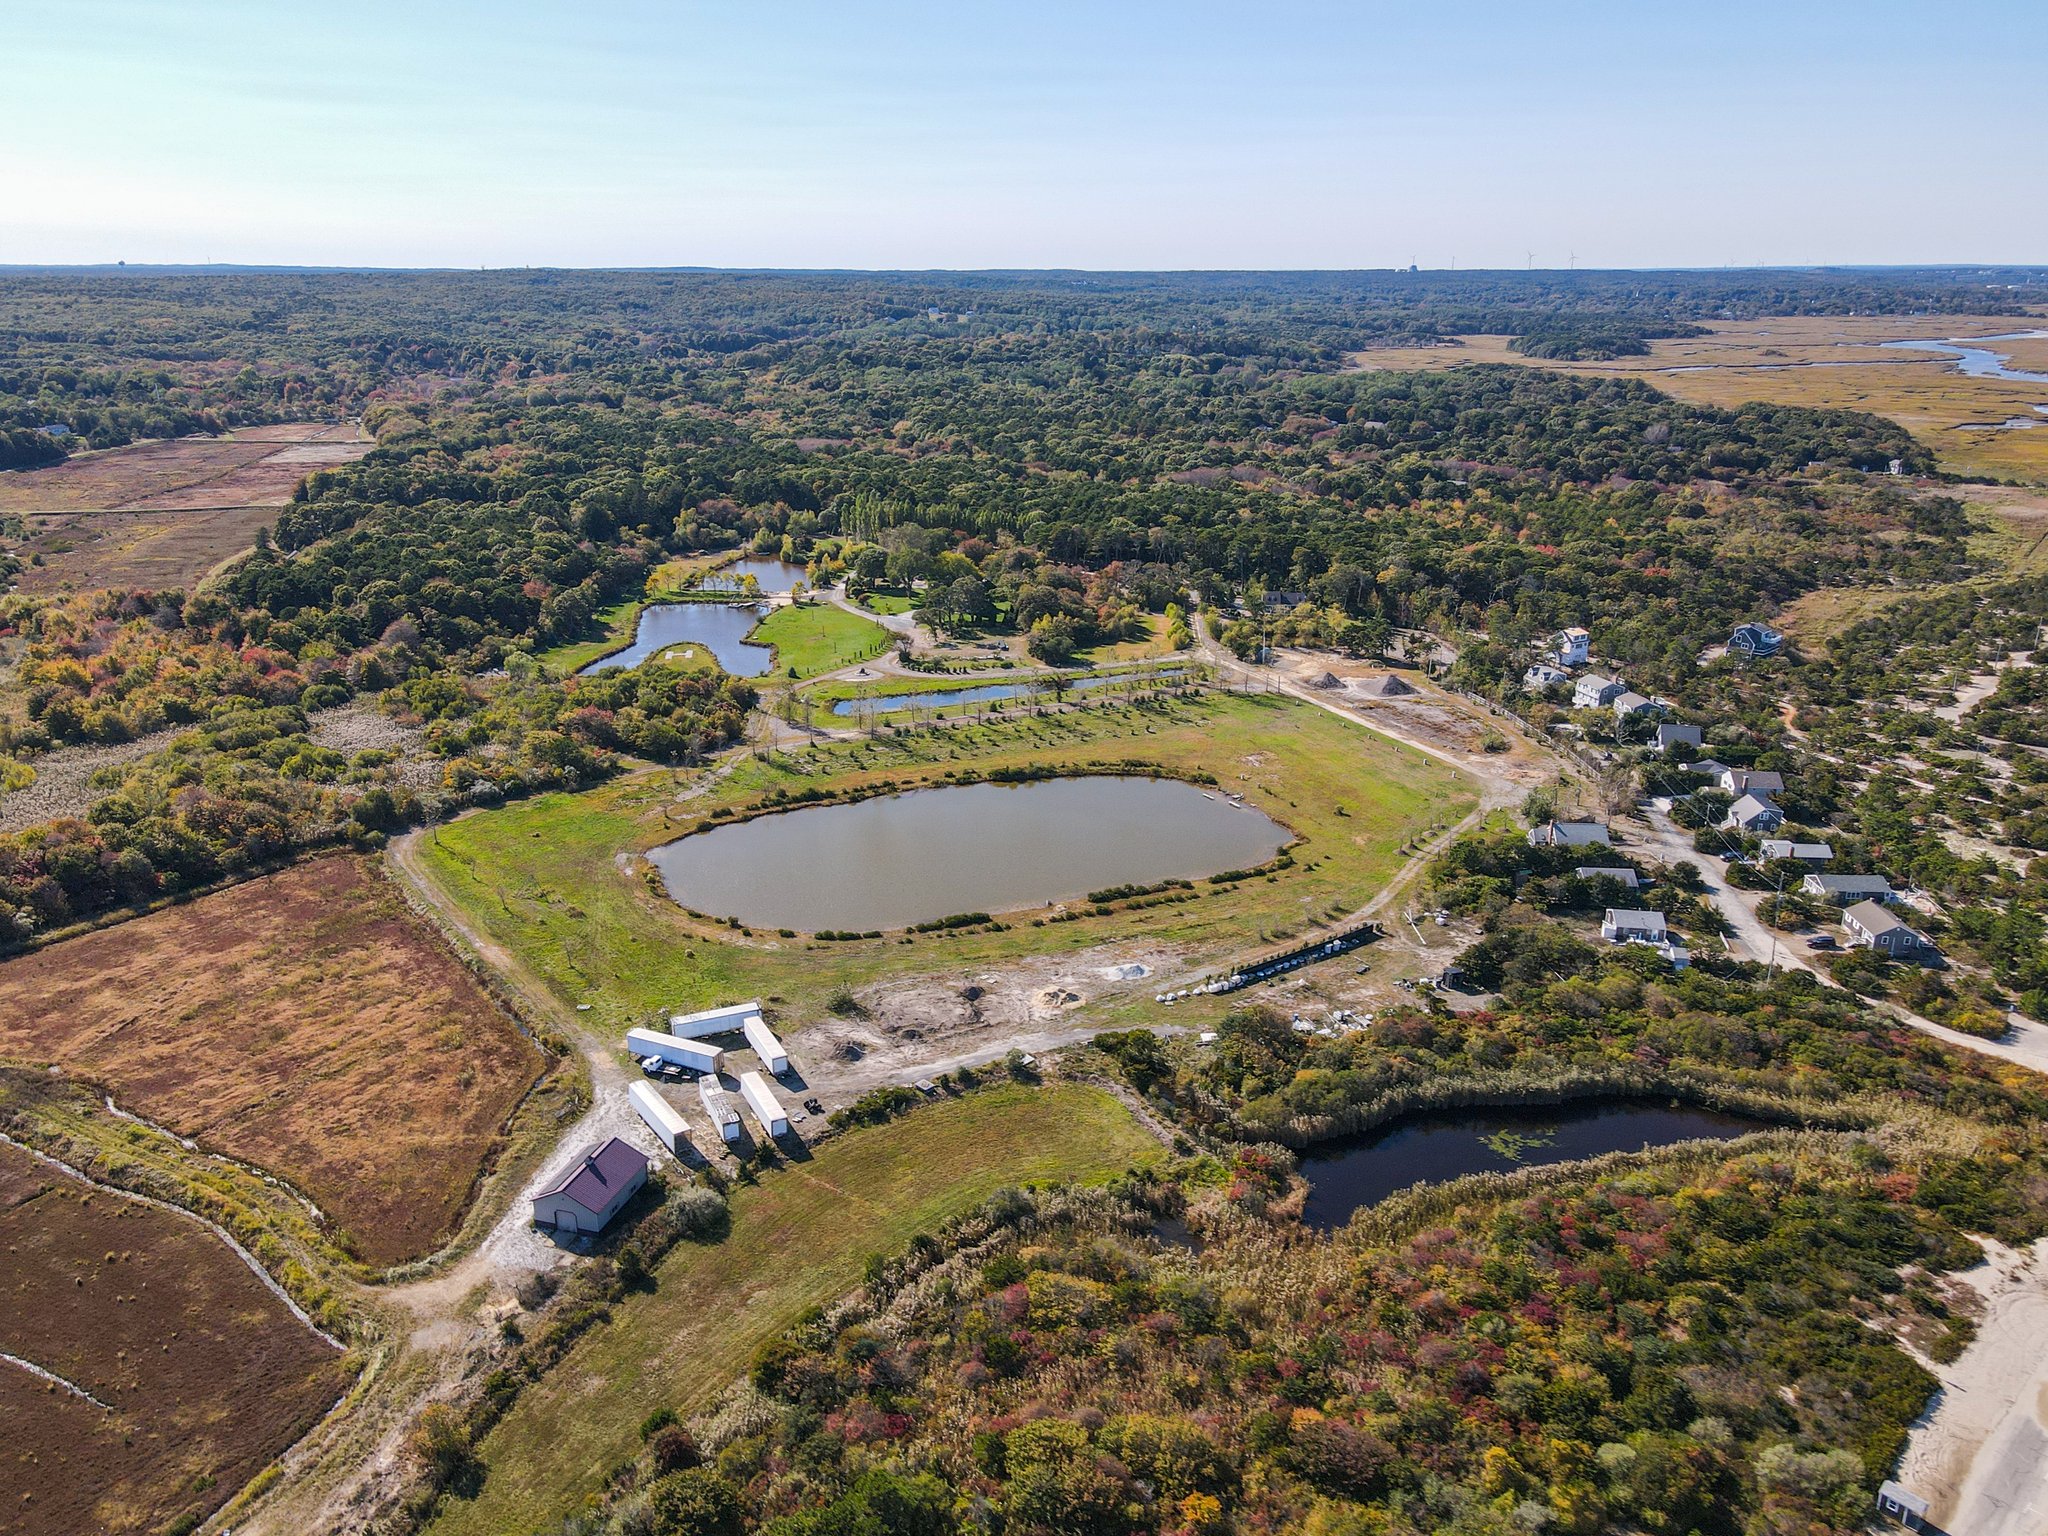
<box><xmin>581</xmin><ymin>602</ymin><xmax>773</xmax><ymax>676</ymax></box>
<box><xmin>1297</xmin><ymin>1100</ymin><xmax>1776</xmax><ymax>1231</ymax></box>
<box><xmin>701</xmin><ymin>557</ymin><xmax>807</xmax><ymax>594</ymax></box>
<box><xmin>1880</xmin><ymin>331</ymin><xmax>2048</xmax><ymax>383</ymax></box>
<box><xmin>648</xmin><ymin>774</ymin><xmax>1289</xmax><ymax>931</ymax></box>
<box><xmin>829</xmin><ymin>668</ymin><xmax>1187</xmax><ymax>717</ymax></box>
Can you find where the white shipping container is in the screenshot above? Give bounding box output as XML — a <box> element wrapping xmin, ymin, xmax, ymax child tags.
<box><xmin>738</xmin><ymin>1070</ymin><xmax>789</xmax><ymax>1138</ymax></box>
<box><xmin>742</xmin><ymin>1015</ymin><xmax>789</xmax><ymax>1075</ymax></box>
<box><xmin>698</xmin><ymin>1076</ymin><xmax>742</xmax><ymax>1142</ymax></box>
<box><xmin>624</xmin><ymin>1027</ymin><xmax>724</xmax><ymax>1074</ymax></box>
<box><xmin>669</xmin><ymin>1000</ymin><xmax>763</xmax><ymax>1036</ymax></box>
<box><xmin>629</xmin><ymin>1080</ymin><xmax>691</xmax><ymax>1154</ymax></box>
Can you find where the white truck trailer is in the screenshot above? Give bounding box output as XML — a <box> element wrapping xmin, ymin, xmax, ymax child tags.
<box><xmin>697</xmin><ymin>1075</ymin><xmax>742</xmax><ymax>1142</ymax></box>
<box><xmin>628</xmin><ymin>1080</ymin><xmax>691</xmax><ymax>1155</ymax></box>
<box><xmin>742</xmin><ymin>1015</ymin><xmax>789</xmax><ymax>1075</ymax></box>
<box><xmin>669</xmin><ymin>1000</ymin><xmax>763</xmax><ymax>1035</ymax></box>
<box><xmin>624</xmin><ymin>1027</ymin><xmax>724</xmax><ymax>1075</ymax></box>
<box><xmin>738</xmin><ymin>1070</ymin><xmax>789</xmax><ymax>1138</ymax></box>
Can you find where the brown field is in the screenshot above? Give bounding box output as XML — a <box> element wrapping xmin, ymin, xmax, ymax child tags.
<box><xmin>0</xmin><ymin>1142</ymin><xmax>347</xmax><ymax>1536</ymax></box>
<box><xmin>0</xmin><ymin>420</ymin><xmax>369</xmax><ymax>515</ymax></box>
<box><xmin>1345</xmin><ymin>315</ymin><xmax>2048</xmax><ymax>482</ymax></box>
<box><xmin>0</xmin><ymin>856</ymin><xmax>547</xmax><ymax>1269</ymax></box>
<box><xmin>10</xmin><ymin>502</ymin><xmax>284</xmax><ymax>592</ymax></box>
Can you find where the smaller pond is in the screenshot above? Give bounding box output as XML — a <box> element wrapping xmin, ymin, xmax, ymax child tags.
<box><xmin>829</xmin><ymin>668</ymin><xmax>1187</xmax><ymax>717</ymax></box>
<box><xmin>649</xmin><ymin>773</ymin><xmax>1289</xmax><ymax>932</ymax></box>
<box><xmin>1880</xmin><ymin>331</ymin><xmax>2048</xmax><ymax>384</ymax></box>
<box><xmin>1297</xmin><ymin>1100</ymin><xmax>1776</xmax><ymax>1231</ymax></box>
<box><xmin>582</xmin><ymin>602</ymin><xmax>773</xmax><ymax>676</ymax></box>
<box><xmin>700</xmin><ymin>557</ymin><xmax>807</xmax><ymax>594</ymax></box>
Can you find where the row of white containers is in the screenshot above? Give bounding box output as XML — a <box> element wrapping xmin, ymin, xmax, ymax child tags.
<box><xmin>625</xmin><ymin>1000</ymin><xmax>790</xmax><ymax>1151</ymax></box>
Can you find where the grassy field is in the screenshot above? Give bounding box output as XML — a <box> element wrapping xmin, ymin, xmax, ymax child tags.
<box><xmin>409</xmin><ymin>690</ymin><xmax>1474</xmax><ymax>1035</ymax></box>
<box><xmin>750</xmin><ymin>599</ymin><xmax>891</xmax><ymax>677</ymax></box>
<box><xmin>1345</xmin><ymin>315</ymin><xmax>2048</xmax><ymax>483</ymax></box>
<box><xmin>0</xmin><ymin>856</ymin><xmax>547</xmax><ymax>1269</ymax></box>
<box><xmin>428</xmin><ymin>1081</ymin><xmax>1157</xmax><ymax>1536</ymax></box>
<box><xmin>857</xmin><ymin>591</ymin><xmax>916</xmax><ymax>615</ymax></box>
<box><xmin>0</xmin><ymin>1142</ymin><xmax>348</xmax><ymax>1536</ymax></box>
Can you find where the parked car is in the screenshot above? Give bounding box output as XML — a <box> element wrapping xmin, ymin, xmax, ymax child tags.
<box><xmin>1806</xmin><ymin>934</ymin><xmax>1838</xmax><ymax>950</ymax></box>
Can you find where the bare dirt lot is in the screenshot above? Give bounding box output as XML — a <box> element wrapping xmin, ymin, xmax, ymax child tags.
<box><xmin>10</xmin><ymin>502</ymin><xmax>283</xmax><ymax>593</ymax></box>
<box><xmin>0</xmin><ymin>1141</ymin><xmax>347</xmax><ymax>1536</ymax></box>
<box><xmin>0</xmin><ymin>856</ymin><xmax>547</xmax><ymax>1269</ymax></box>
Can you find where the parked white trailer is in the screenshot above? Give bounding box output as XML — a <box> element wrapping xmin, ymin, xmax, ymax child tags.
<box><xmin>670</xmin><ymin>1000</ymin><xmax>763</xmax><ymax>1036</ymax></box>
<box><xmin>742</xmin><ymin>1015</ymin><xmax>789</xmax><ymax>1075</ymax></box>
<box><xmin>698</xmin><ymin>1076</ymin><xmax>742</xmax><ymax>1142</ymax></box>
<box><xmin>738</xmin><ymin>1070</ymin><xmax>789</xmax><ymax>1138</ymax></box>
<box><xmin>624</xmin><ymin>1027</ymin><xmax>723</xmax><ymax>1075</ymax></box>
<box><xmin>628</xmin><ymin>1080</ymin><xmax>691</xmax><ymax>1155</ymax></box>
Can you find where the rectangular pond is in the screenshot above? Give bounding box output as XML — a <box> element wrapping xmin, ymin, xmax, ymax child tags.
<box><xmin>647</xmin><ymin>773</ymin><xmax>1289</xmax><ymax>932</ymax></box>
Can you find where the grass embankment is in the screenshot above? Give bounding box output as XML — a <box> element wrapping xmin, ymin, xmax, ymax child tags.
<box><xmin>800</xmin><ymin>661</ymin><xmax>1187</xmax><ymax>711</ymax></box>
<box><xmin>427</xmin><ymin>1082</ymin><xmax>1158</xmax><ymax>1536</ymax></box>
<box><xmin>750</xmin><ymin>599</ymin><xmax>890</xmax><ymax>678</ymax></box>
<box><xmin>410</xmin><ymin>691</ymin><xmax>1475</xmax><ymax>1033</ymax></box>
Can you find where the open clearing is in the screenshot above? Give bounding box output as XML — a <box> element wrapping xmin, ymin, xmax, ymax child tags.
<box><xmin>410</xmin><ymin>691</ymin><xmax>1474</xmax><ymax>1100</ymax></box>
<box><xmin>1345</xmin><ymin>315</ymin><xmax>2048</xmax><ymax>482</ymax></box>
<box><xmin>749</xmin><ymin>597</ymin><xmax>891</xmax><ymax>677</ymax></box>
<box><xmin>428</xmin><ymin>1081</ymin><xmax>1158</xmax><ymax>1536</ymax></box>
<box><xmin>0</xmin><ymin>855</ymin><xmax>547</xmax><ymax>1269</ymax></box>
<box><xmin>0</xmin><ymin>1141</ymin><xmax>347</xmax><ymax>1536</ymax></box>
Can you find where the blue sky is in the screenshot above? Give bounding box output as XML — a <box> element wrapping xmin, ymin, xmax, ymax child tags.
<box><xmin>3</xmin><ymin>0</ymin><xmax>2041</xmax><ymax>269</ymax></box>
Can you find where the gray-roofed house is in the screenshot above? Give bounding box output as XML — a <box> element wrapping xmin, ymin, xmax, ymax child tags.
<box><xmin>1843</xmin><ymin>900</ymin><xmax>1933</xmax><ymax>960</ymax></box>
<box><xmin>1573</xmin><ymin>674</ymin><xmax>1626</xmax><ymax>709</ymax></box>
<box><xmin>531</xmin><ymin>1137</ymin><xmax>649</xmax><ymax>1236</ymax></box>
<box><xmin>1655</xmin><ymin>723</ymin><xmax>1703</xmax><ymax>754</ymax></box>
<box><xmin>1612</xmin><ymin>690</ymin><xmax>1662</xmax><ymax>721</ymax></box>
<box><xmin>1688</xmin><ymin>757</ymin><xmax>1734</xmax><ymax>781</ymax></box>
<box><xmin>1719</xmin><ymin>768</ymin><xmax>1785</xmax><ymax>797</ymax></box>
<box><xmin>1721</xmin><ymin>793</ymin><xmax>1784</xmax><ymax>832</ymax></box>
<box><xmin>1576</xmin><ymin>865</ymin><xmax>1641</xmax><ymax>889</ymax></box>
<box><xmin>1528</xmin><ymin>819</ymin><xmax>1611</xmax><ymax>849</ymax></box>
<box><xmin>1601</xmin><ymin>908</ymin><xmax>1668</xmax><ymax>944</ymax></box>
<box><xmin>1803</xmin><ymin>872</ymin><xmax>1894</xmax><ymax>904</ymax></box>
<box><xmin>1761</xmin><ymin>838</ymin><xmax>1833</xmax><ymax>863</ymax></box>
<box><xmin>1524</xmin><ymin>663</ymin><xmax>1570</xmax><ymax>693</ymax></box>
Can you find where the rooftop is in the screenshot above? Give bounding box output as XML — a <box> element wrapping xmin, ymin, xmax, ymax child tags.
<box><xmin>538</xmin><ymin>1136</ymin><xmax>647</xmax><ymax>1214</ymax></box>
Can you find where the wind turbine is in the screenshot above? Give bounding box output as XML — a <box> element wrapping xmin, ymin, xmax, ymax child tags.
<box><xmin>1526</xmin><ymin>251</ymin><xmax>1535</xmax><ymax>270</ymax></box>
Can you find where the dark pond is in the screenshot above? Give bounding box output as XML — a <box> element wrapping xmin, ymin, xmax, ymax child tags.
<box><xmin>580</xmin><ymin>602</ymin><xmax>773</xmax><ymax>676</ymax></box>
<box><xmin>1297</xmin><ymin>1100</ymin><xmax>1775</xmax><ymax>1231</ymax></box>
<box><xmin>648</xmin><ymin>773</ymin><xmax>1288</xmax><ymax>931</ymax></box>
<box><xmin>829</xmin><ymin>667</ymin><xmax>1186</xmax><ymax>716</ymax></box>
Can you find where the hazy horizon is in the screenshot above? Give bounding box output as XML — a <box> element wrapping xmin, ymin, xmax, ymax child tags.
<box><xmin>4</xmin><ymin>0</ymin><xmax>2044</xmax><ymax>270</ymax></box>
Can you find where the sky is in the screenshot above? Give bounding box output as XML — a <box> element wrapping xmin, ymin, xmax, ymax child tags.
<box><xmin>2</xmin><ymin>0</ymin><xmax>2042</xmax><ymax>270</ymax></box>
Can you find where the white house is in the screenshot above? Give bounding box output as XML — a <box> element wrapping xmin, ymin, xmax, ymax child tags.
<box><xmin>531</xmin><ymin>1138</ymin><xmax>648</xmax><ymax>1235</ymax></box>
<box><xmin>1876</xmin><ymin>1481</ymin><xmax>1930</xmax><ymax>1531</ymax></box>
<box><xmin>1719</xmin><ymin>768</ymin><xmax>1785</xmax><ymax>797</ymax></box>
<box><xmin>742</xmin><ymin>1015</ymin><xmax>789</xmax><ymax>1075</ymax></box>
<box><xmin>1528</xmin><ymin>820</ymin><xmax>1611</xmax><ymax>849</ymax></box>
<box><xmin>1803</xmin><ymin>872</ymin><xmax>1894</xmax><ymax>904</ymax></box>
<box><xmin>1722</xmin><ymin>793</ymin><xmax>1784</xmax><ymax>832</ymax></box>
<box><xmin>1761</xmin><ymin>839</ymin><xmax>1833</xmax><ymax>863</ymax></box>
<box><xmin>738</xmin><ymin>1070</ymin><xmax>790</xmax><ymax>1138</ymax></box>
<box><xmin>1576</xmin><ymin>865</ymin><xmax>1641</xmax><ymax>889</ymax></box>
<box><xmin>1524</xmin><ymin>663</ymin><xmax>1570</xmax><ymax>693</ymax></box>
<box><xmin>1843</xmin><ymin>899</ymin><xmax>1932</xmax><ymax>960</ymax></box>
<box><xmin>1601</xmin><ymin>908</ymin><xmax>1669</xmax><ymax>944</ymax></box>
<box><xmin>629</xmin><ymin>1080</ymin><xmax>692</xmax><ymax>1155</ymax></box>
<box><xmin>1655</xmin><ymin>723</ymin><xmax>1703</xmax><ymax>754</ymax></box>
<box><xmin>698</xmin><ymin>1076</ymin><xmax>742</xmax><ymax>1142</ymax></box>
<box><xmin>625</xmin><ymin>1027</ymin><xmax>724</xmax><ymax>1075</ymax></box>
<box><xmin>1551</xmin><ymin>627</ymin><xmax>1591</xmax><ymax>668</ymax></box>
<box><xmin>1574</xmin><ymin>674</ymin><xmax>1626</xmax><ymax>709</ymax></box>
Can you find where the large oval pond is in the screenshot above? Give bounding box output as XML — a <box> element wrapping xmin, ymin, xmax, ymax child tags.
<box><xmin>1298</xmin><ymin>1100</ymin><xmax>1776</xmax><ymax>1232</ymax></box>
<box><xmin>582</xmin><ymin>602</ymin><xmax>773</xmax><ymax>676</ymax></box>
<box><xmin>649</xmin><ymin>774</ymin><xmax>1290</xmax><ymax>931</ymax></box>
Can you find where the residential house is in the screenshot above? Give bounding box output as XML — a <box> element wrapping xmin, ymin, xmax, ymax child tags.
<box><xmin>1528</xmin><ymin>820</ymin><xmax>1611</xmax><ymax>849</ymax></box>
<box><xmin>1719</xmin><ymin>768</ymin><xmax>1785</xmax><ymax>798</ymax></box>
<box><xmin>1601</xmin><ymin>908</ymin><xmax>1668</xmax><ymax>944</ymax></box>
<box><xmin>1843</xmin><ymin>899</ymin><xmax>1933</xmax><ymax>960</ymax></box>
<box><xmin>1803</xmin><ymin>872</ymin><xmax>1895</xmax><ymax>904</ymax></box>
<box><xmin>1655</xmin><ymin>723</ymin><xmax>1703</xmax><ymax>754</ymax></box>
<box><xmin>1573</xmin><ymin>673</ymin><xmax>1626</xmax><ymax>709</ymax></box>
<box><xmin>1550</xmin><ymin>627</ymin><xmax>1591</xmax><ymax>668</ymax></box>
<box><xmin>1523</xmin><ymin>663</ymin><xmax>1570</xmax><ymax>693</ymax></box>
<box><xmin>1575</xmin><ymin>866</ymin><xmax>1641</xmax><ymax>889</ymax></box>
<box><xmin>1722</xmin><ymin>793</ymin><xmax>1784</xmax><ymax>832</ymax></box>
<box><xmin>1612</xmin><ymin>690</ymin><xmax>1662</xmax><ymax>722</ymax></box>
<box><xmin>1687</xmin><ymin>757</ymin><xmax>1735</xmax><ymax>781</ymax></box>
<box><xmin>1729</xmin><ymin>622</ymin><xmax>1786</xmax><ymax>659</ymax></box>
<box><xmin>1761</xmin><ymin>839</ymin><xmax>1833</xmax><ymax>863</ymax></box>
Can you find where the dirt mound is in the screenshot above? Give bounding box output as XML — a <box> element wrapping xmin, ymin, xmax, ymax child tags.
<box><xmin>1356</xmin><ymin>673</ymin><xmax>1418</xmax><ymax>697</ymax></box>
<box><xmin>1310</xmin><ymin>671</ymin><xmax>1344</xmax><ymax>689</ymax></box>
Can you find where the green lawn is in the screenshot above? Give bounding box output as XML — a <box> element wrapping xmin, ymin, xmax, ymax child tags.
<box><xmin>409</xmin><ymin>691</ymin><xmax>1475</xmax><ymax>1036</ymax></box>
<box><xmin>428</xmin><ymin>1082</ymin><xmax>1157</xmax><ymax>1536</ymax></box>
<box><xmin>859</xmin><ymin>592</ymin><xmax>916</xmax><ymax>616</ymax></box>
<box><xmin>751</xmin><ymin>601</ymin><xmax>892</xmax><ymax>678</ymax></box>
